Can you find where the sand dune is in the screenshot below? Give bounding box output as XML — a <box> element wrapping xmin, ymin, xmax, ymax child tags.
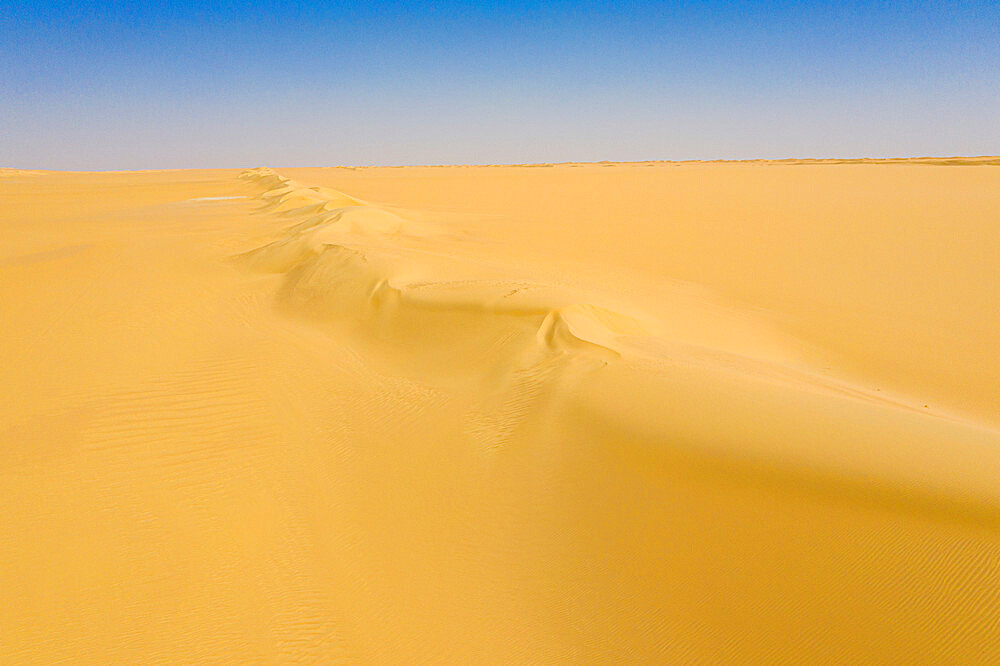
<box><xmin>3</xmin><ymin>159</ymin><xmax>1000</xmax><ymax>661</ymax></box>
<box><xmin>238</xmin><ymin>167</ymin><xmax>642</xmax><ymax>369</ymax></box>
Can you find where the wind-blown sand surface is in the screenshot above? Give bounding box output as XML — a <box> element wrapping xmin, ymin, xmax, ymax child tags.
<box><xmin>3</xmin><ymin>158</ymin><xmax>1000</xmax><ymax>661</ymax></box>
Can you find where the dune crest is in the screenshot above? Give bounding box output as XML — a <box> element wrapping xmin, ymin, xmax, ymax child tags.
<box><xmin>235</xmin><ymin>167</ymin><xmax>948</xmax><ymax>420</ymax></box>
<box><xmin>238</xmin><ymin>167</ymin><xmax>645</xmax><ymax>369</ymax></box>
<box><xmin>234</xmin><ymin>166</ymin><xmax>1000</xmax><ymax>507</ymax></box>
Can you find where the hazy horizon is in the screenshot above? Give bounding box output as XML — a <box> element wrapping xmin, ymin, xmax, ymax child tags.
<box><xmin>3</xmin><ymin>1</ymin><xmax>999</xmax><ymax>170</ymax></box>
<box><xmin>7</xmin><ymin>155</ymin><xmax>1000</xmax><ymax>173</ymax></box>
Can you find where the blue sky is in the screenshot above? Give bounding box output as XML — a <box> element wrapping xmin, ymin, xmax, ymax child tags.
<box><xmin>2</xmin><ymin>1</ymin><xmax>998</xmax><ymax>168</ymax></box>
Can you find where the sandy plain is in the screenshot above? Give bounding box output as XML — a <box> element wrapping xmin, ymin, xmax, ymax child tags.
<box><xmin>2</xmin><ymin>158</ymin><xmax>1000</xmax><ymax>661</ymax></box>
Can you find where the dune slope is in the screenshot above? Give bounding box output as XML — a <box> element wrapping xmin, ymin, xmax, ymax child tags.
<box><xmin>2</xmin><ymin>159</ymin><xmax>1000</xmax><ymax>662</ymax></box>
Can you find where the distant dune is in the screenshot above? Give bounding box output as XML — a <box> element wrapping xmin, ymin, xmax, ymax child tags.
<box><xmin>2</xmin><ymin>158</ymin><xmax>1000</xmax><ymax>661</ymax></box>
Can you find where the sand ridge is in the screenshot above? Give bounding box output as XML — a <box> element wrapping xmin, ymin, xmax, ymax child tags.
<box><xmin>238</xmin><ymin>167</ymin><xmax>647</xmax><ymax>367</ymax></box>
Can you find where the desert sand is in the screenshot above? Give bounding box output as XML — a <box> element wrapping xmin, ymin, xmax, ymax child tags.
<box><xmin>3</xmin><ymin>158</ymin><xmax>1000</xmax><ymax>661</ymax></box>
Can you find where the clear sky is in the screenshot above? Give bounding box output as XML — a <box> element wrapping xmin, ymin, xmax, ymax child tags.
<box><xmin>2</xmin><ymin>1</ymin><xmax>998</xmax><ymax>169</ymax></box>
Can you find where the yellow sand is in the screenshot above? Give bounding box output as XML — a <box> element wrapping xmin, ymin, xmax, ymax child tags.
<box><xmin>2</xmin><ymin>158</ymin><xmax>999</xmax><ymax>662</ymax></box>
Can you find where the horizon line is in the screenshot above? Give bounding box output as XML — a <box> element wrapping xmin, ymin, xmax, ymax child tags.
<box><xmin>4</xmin><ymin>155</ymin><xmax>1000</xmax><ymax>174</ymax></box>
